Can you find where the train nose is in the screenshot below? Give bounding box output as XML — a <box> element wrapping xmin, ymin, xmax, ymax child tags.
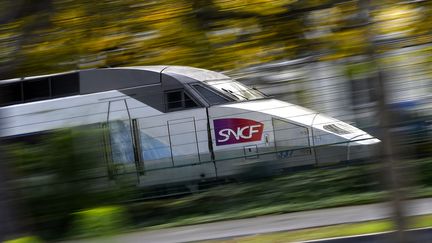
<box><xmin>347</xmin><ymin>134</ymin><xmax>381</xmax><ymax>161</ymax></box>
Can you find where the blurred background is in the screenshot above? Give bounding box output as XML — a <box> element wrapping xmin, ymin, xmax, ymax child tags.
<box><xmin>1</xmin><ymin>0</ymin><xmax>432</xmax><ymax>242</ymax></box>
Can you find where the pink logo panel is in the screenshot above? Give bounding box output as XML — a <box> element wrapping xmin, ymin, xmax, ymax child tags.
<box><xmin>214</xmin><ymin>118</ymin><xmax>264</xmax><ymax>146</ymax></box>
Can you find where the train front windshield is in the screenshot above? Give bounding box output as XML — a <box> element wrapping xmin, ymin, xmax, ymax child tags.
<box><xmin>205</xmin><ymin>80</ymin><xmax>264</xmax><ymax>101</ymax></box>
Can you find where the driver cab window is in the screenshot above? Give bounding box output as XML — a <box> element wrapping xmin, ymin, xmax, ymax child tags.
<box><xmin>165</xmin><ymin>90</ymin><xmax>198</xmax><ymax>111</ymax></box>
<box><xmin>192</xmin><ymin>84</ymin><xmax>229</xmax><ymax>105</ymax></box>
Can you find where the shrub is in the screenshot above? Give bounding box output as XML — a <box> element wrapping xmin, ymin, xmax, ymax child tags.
<box><xmin>6</xmin><ymin>127</ymin><xmax>139</xmax><ymax>239</ymax></box>
<box><xmin>70</xmin><ymin>206</ymin><xmax>129</xmax><ymax>238</ymax></box>
<box><xmin>4</xmin><ymin>236</ymin><xmax>43</xmax><ymax>243</ymax></box>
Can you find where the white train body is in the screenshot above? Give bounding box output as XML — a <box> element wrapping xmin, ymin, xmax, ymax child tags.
<box><xmin>0</xmin><ymin>66</ymin><xmax>379</xmax><ymax>186</ymax></box>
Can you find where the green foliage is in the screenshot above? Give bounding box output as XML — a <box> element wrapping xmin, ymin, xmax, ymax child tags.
<box><xmin>125</xmin><ymin>160</ymin><xmax>432</xmax><ymax>230</ymax></box>
<box><xmin>3</xmin><ymin>0</ymin><xmax>431</xmax><ymax>79</ymax></box>
<box><xmin>3</xmin><ymin>236</ymin><xmax>43</xmax><ymax>243</ymax></box>
<box><xmin>414</xmin><ymin>158</ymin><xmax>432</xmax><ymax>186</ymax></box>
<box><xmin>6</xmin><ymin>127</ymin><xmax>138</xmax><ymax>239</ymax></box>
<box><xmin>345</xmin><ymin>61</ymin><xmax>375</xmax><ymax>79</ymax></box>
<box><xmin>128</xmin><ymin>164</ymin><xmax>385</xmax><ymax>228</ymax></box>
<box><xmin>70</xmin><ymin>206</ymin><xmax>129</xmax><ymax>237</ymax></box>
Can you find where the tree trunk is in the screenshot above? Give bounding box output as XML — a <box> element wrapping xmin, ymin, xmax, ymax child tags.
<box><xmin>358</xmin><ymin>0</ymin><xmax>408</xmax><ymax>242</ymax></box>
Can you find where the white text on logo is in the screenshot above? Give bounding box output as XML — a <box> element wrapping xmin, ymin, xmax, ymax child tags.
<box><xmin>217</xmin><ymin>125</ymin><xmax>262</xmax><ymax>143</ymax></box>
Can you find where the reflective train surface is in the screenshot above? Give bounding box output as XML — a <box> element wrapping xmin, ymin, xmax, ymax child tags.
<box><xmin>0</xmin><ymin>66</ymin><xmax>380</xmax><ymax>187</ymax></box>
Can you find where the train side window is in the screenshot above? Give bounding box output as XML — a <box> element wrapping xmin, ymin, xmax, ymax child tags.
<box><xmin>108</xmin><ymin>120</ymin><xmax>135</xmax><ymax>164</ymax></box>
<box><xmin>51</xmin><ymin>73</ymin><xmax>80</xmax><ymax>97</ymax></box>
<box><xmin>3</xmin><ymin>131</ymin><xmax>48</xmax><ymax>145</ymax></box>
<box><xmin>184</xmin><ymin>93</ymin><xmax>197</xmax><ymax>108</ymax></box>
<box><xmin>0</xmin><ymin>82</ymin><xmax>22</xmax><ymax>106</ymax></box>
<box><xmin>23</xmin><ymin>78</ymin><xmax>50</xmax><ymax>101</ymax></box>
<box><xmin>192</xmin><ymin>84</ymin><xmax>229</xmax><ymax>105</ymax></box>
<box><xmin>167</xmin><ymin>91</ymin><xmax>183</xmax><ymax>109</ymax></box>
<box><xmin>166</xmin><ymin>90</ymin><xmax>198</xmax><ymax>111</ymax></box>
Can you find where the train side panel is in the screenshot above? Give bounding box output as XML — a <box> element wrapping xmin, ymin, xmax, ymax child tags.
<box><xmin>208</xmin><ymin>105</ymin><xmax>276</xmax><ymax>177</ymax></box>
<box><xmin>129</xmin><ymin>107</ymin><xmax>217</xmax><ymax>186</ymax></box>
<box><xmin>0</xmin><ymin>91</ymin><xmax>162</xmax><ymax>137</ymax></box>
<box><xmin>208</xmin><ymin>100</ymin><xmax>317</xmax><ymax>177</ymax></box>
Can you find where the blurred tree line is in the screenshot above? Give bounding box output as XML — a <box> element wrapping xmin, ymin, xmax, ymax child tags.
<box><xmin>1</xmin><ymin>1</ymin><xmax>432</xmax><ymax>240</ymax></box>
<box><xmin>1</xmin><ymin>0</ymin><xmax>432</xmax><ymax>79</ymax></box>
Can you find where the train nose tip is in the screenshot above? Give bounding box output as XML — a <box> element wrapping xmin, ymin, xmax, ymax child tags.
<box><xmin>352</xmin><ymin>134</ymin><xmax>381</xmax><ymax>145</ymax></box>
<box><xmin>366</xmin><ymin>138</ymin><xmax>381</xmax><ymax>144</ymax></box>
<box><xmin>348</xmin><ymin>135</ymin><xmax>381</xmax><ymax>161</ymax></box>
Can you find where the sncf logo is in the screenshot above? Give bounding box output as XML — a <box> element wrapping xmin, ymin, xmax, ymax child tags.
<box><xmin>214</xmin><ymin>118</ymin><xmax>264</xmax><ymax>146</ymax></box>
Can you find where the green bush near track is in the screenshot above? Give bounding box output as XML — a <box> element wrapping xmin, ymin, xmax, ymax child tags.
<box><xmin>70</xmin><ymin>206</ymin><xmax>130</xmax><ymax>238</ymax></box>
<box><xmin>3</xmin><ymin>236</ymin><xmax>43</xmax><ymax>243</ymax></box>
<box><xmin>128</xmin><ymin>159</ymin><xmax>432</xmax><ymax>229</ymax></box>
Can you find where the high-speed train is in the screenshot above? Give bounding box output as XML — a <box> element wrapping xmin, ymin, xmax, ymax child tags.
<box><xmin>0</xmin><ymin>66</ymin><xmax>380</xmax><ymax>186</ymax></box>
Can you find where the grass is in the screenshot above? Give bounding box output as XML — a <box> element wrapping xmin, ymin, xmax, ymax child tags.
<box><xmin>55</xmin><ymin>159</ymin><xmax>432</xmax><ymax>240</ymax></box>
<box><xmin>203</xmin><ymin>214</ymin><xmax>432</xmax><ymax>243</ymax></box>
<box><xmin>126</xmin><ymin>159</ymin><xmax>432</xmax><ymax>231</ymax></box>
<box><xmin>137</xmin><ymin>192</ymin><xmax>388</xmax><ymax>230</ymax></box>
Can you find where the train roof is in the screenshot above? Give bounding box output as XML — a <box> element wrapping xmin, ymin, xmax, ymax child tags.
<box><xmin>0</xmin><ymin>66</ymin><xmax>233</xmax><ymax>107</ymax></box>
<box><xmin>0</xmin><ymin>66</ymin><xmax>230</xmax><ymax>89</ymax></box>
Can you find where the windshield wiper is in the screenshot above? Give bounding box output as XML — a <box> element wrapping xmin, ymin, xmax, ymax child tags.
<box><xmin>222</xmin><ymin>88</ymin><xmax>248</xmax><ymax>100</ymax></box>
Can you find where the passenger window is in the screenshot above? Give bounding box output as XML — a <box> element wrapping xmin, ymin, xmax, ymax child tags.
<box><xmin>166</xmin><ymin>90</ymin><xmax>198</xmax><ymax>111</ymax></box>
<box><xmin>192</xmin><ymin>84</ymin><xmax>229</xmax><ymax>105</ymax></box>
<box><xmin>108</xmin><ymin>120</ymin><xmax>135</xmax><ymax>164</ymax></box>
<box><xmin>23</xmin><ymin>78</ymin><xmax>50</xmax><ymax>101</ymax></box>
<box><xmin>0</xmin><ymin>82</ymin><xmax>22</xmax><ymax>106</ymax></box>
<box><xmin>51</xmin><ymin>73</ymin><xmax>79</xmax><ymax>97</ymax></box>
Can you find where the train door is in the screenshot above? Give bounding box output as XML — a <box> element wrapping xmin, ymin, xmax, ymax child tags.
<box><xmin>272</xmin><ymin>118</ymin><xmax>314</xmax><ymax>167</ymax></box>
<box><xmin>133</xmin><ymin>108</ymin><xmax>216</xmax><ymax>186</ymax></box>
<box><xmin>104</xmin><ymin>99</ymin><xmax>142</xmax><ymax>184</ymax></box>
<box><xmin>167</xmin><ymin>117</ymin><xmax>201</xmax><ymax>166</ymax></box>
